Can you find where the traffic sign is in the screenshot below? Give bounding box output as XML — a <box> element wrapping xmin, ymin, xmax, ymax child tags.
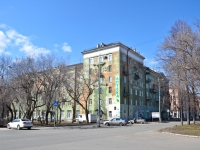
<box><xmin>54</xmin><ymin>100</ymin><xmax>59</xmax><ymax>106</ymax></box>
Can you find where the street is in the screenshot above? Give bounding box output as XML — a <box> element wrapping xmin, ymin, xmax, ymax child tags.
<box><xmin>0</xmin><ymin>122</ymin><xmax>200</xmax><ymax>150</ymax></box>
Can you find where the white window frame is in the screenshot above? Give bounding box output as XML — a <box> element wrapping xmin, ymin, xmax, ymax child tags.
<box><xmin>108</xmin><ymin>98</ymin><xmax>112</xmax><ymax>104</ymax></box>
<box><xmin>135</xmin><ymin>89</ymin><xmax>137</xmax><ymax>95</ymax></box>
<box><xmin>122</xmin><ymin>55</ymin><xmax>126</xmax><ymax>61</ymax></box>
<box><xmin>109</xmin><ymin>76</ymin><xmax>112</xmax><ymax>83</ymax></box>
<box><xmin>124</xmin><ymin>98</ymin><xmax>126</xmax><ymax>105</ymax></box>
<box><xmin>109</xmin><ymin>111</ymin><xmax>112</xmax><ymax>118</ymax></box>
<box><xmin>123</xmin><ymin>76</ymin><xmax>126</xmax><ymax>83</ymax></box>
<box><xmin>67</xmin><ymin>110</ymin><xmax>71</xmax><ymax>118</ymax></box>
<box><xmin>89</xmin><ymin>99</ymin><xmax>92</xmax><ymax>105</ymax></box>
<box><xmin>98</xmin><ymin>56</ymin><xmax>103</xmax><ymax>62</ymax></box>
<box><xmin>130</xmin><ymin>88</ymin><xmax>132</xmax><ymax>95</ymax></box>
<box><xmin>90</xmin><ymin>58</ymin><xmax>94</xmax><ymax>64</ymax></box>
<box><xmin>135</xmin><ymin>100</ymin><xmax>137</xmax><ymax>106</ymax></box>
<box><xmin>108</xmin><ymin>54</ymin><xmax>112</xmax><ymax>61</ymax></box>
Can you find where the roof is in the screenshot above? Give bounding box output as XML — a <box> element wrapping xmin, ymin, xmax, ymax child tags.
<box><xmin>81</xmin><ymin>42</ymin><xmax>145</xmax><ymax>59</ymax></box>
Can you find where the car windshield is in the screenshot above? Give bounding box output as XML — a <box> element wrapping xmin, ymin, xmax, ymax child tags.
<box><xmin>21</xmin><ymin>119</ymin><xmax>31</xmax><ymax>121</ymax></box>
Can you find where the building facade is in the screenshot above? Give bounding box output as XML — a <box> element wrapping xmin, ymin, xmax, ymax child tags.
<box><xmin>82</xmin><ymin>42</ymin><xmax>168</xmax><ymax>120</ymax></box>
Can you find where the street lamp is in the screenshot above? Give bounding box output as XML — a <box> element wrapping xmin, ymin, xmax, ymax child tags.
<box><xmin>158</xmin><ymin>77</ymin><xmax>164</xmax><ymax>123</ymax></box>
<box><xmin>94</xmin><ymin>61</ymin><xmax>105</xmax><ymax>127</ymax></box>
<box><xmin>158</xmin><ymin>77</ymin><xmax>161</xmax><ymax>122</ymax></box>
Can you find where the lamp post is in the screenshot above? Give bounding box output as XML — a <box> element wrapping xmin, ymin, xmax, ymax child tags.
<box><xmin>158</xmin><ymin>77</ymin><xmax>163</xmax><ymax>123</ymax></box>
<box><xmin>94</xmin><ymin>61</ymin><xmax>105</xmax><ymax>127</ymax></box>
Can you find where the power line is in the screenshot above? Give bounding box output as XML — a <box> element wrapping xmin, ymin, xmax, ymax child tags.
<box><xmin>133</xmin><ymin>36</ymin><xmax>165</xmax><ymax>47</ymax></box>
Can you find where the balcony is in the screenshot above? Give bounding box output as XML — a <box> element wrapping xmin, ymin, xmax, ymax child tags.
<box><xmin>134</xmin><ymin>73</ymin><xmax>140</xmax><ymax>80</ymax></box>
<box><xmin>123</xmin><ymin>92</ymin><xmax>129</xmax><ymax>97</ymax></box>
<box><xmin>123</xmin><ymin>70</ymin><xmax>129</xmax><ymax>75</ymax></box>
<box><xmin>146</xmin><ymin>78</ymin><xmax>151</xmax><ymax>83</ymax></box>
<box><xmin>149</xmin><ymin>88</ymin><xmax>157</xmax><ymax>94</ymax></box>
<box><xmin>146</xmin><ymin>96</ymin><xmax>152</xmax><ymax>100</ymax></box>
<box><xmin>146</xmin><ymin>70</ymin><xmax>150</xmax><ymax>74</ymax></box>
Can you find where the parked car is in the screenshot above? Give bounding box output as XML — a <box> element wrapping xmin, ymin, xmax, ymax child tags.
<box><xmin>7</xmin><ymin>119</ymin><xmax>33</xmax><ymax>130</ymax></box>
<box><xmin>136</xmin><ymin>117</ymin><xmax>146</xmax><ymax>124</ymax></box>
<box><xmin>129</xmin><ymin>117</ymin><xmax>146</xmax><ymax>124</ymax></box>
<box><xmin>0</xmin><ymin>119</ymin><xmax>4</xmax><ymax>126</ymax></box>
<box><xmin>103</xmin><ymin>118</ymin><xmax>127</xmax><ymax>126</ymax></box>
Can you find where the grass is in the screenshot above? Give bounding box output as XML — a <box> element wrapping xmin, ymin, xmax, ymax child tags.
<box><xmin>159</xmin><ymin>123</ymin><xmax>200</xmax><ymax>136</ymax></box>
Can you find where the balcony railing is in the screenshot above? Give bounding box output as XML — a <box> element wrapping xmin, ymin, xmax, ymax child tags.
<box><xmin>123</xmin><ymin>70</ymin><xmax>129</xmax><ymax>75</ymax></box>
<box><xmin>146</xmin><ymin>78</ymin><xmax>151</xmax><ymax>83</ymax></box>
<box><xmin>149</xmin><ymin>88</ymin><xmax>157</xmax><ymax>94</ymax></box>
<box><xmin>123</xmin><ymin>92</ymin><xmax>129</xmax><ymax>97</ymax></box>
<box><xmin>134</xmin><ymin>73</ymin><xmax>140</xmax><ymax>80</ymax></box>
<box><xmin>146</xmin><ymin>96</ymin><xmax>152</xmax><ymax>100</ymax></box>
<box><xmin>146</xmin><ymin>70</ymin><xmax>150</xmax><ymax>74</ymax></box>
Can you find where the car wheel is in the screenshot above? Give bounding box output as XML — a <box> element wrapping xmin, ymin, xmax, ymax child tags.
<box><xmin>119</xmin><ymin>122</ymin><xmax>123</xmax><ymax>126</ymax></box>
<box><xmin>105</xmin><ymin>123</ymin><xmax>110</xmax><ymax>126</ymax></box>
<box><xmin>7</xmin><ymin>124</ymin><xmax>11</xmax><ymax>129</ymax></box>
<box><xmin>27</xmin><ymin>127</ymin><xmax>31</xmax><ymax>130</ymax></box>
<box><xmin>17</xmin><ymin>125</ymin><xmax>21</xmax><ymax>130</ymax></box>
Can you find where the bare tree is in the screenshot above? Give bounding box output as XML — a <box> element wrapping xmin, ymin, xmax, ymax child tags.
<box><xmin>156</xmin><ymin>20</ymin><xmax>200</xmax><ymax>125</ymax></box>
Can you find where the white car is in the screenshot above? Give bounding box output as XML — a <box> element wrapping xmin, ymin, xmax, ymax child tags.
<box><xmin>7</xmin><ymin>119</ymin><xmax>33</xmax><ymax>130</ymax></box>
<box><xmin>103</xmin><ymin>118</ymin><xmax>127</xmax><ymax>126</ymax></box>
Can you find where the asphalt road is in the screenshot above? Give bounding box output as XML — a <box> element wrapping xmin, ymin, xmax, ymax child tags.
<box><xmin>0</xmin><ymin>122</ymin><xmax>200</xmax><ymax>150</ymax></box>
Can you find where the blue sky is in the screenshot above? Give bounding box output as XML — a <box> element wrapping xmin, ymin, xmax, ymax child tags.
<box><xmin>0</xmin><ymin>0</ymin><xmax>200</xmax><ymax>70</ymax></box>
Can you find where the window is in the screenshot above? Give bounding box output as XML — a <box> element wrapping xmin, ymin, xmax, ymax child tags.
<box><xmin>129</xmin><ymin>59</ymin><xmax>132</xmax><ymax>64</ymax></box>
<box><xmin>90</xmin><ymin>58</ymin><xmax>94</xmax><ymax>64</ymax></box>
<box><xmin>130</xmin><ymin>99</ymin><xmax>133</xmax><ymax>105</ymax></box>
<box><xmin>108</xmin><ymin>87</ymin><xmax>112</xmax><ymax>93</ymax></box>
<box><xmin>109</xmin><ymin>111</ymin><xmax>112</xmax><ymax>118</ymax></box>
<box><xmin>135</xmin><ymin>90</ymin><xmax>137</xmax><ymax>95</ymax></box>
<box><xmin>98</xmin><ymin>56</ymin><xmax>103</xmax><ymax>62</ymax></box>
<box><xmin>109</xmin><ymin>98</ymin><xmax>112</xmax><ymax>104</ymax></box>
<box><xmin>108</xmin><ymin>54</ymin><xmax>112</xmax><ymax>61</ymax></box>
<box><xmin>135</xmin><ymin>100</ymin><xmax>137</xmax><ymax>106</ymax></box>
<box><xmin>61</xmin><ymin>110</ymin><xmax>64</xmax><ymax>118</ymax></box>
<box><xmin>130</xmin><ymin>79</ymin><xmax>133</xmax><ymax>84</ymax></box>
<box><xmin>67</xmin><ymin>110</ymin><xmax>71</xmax><ymax>118</ymax></box>
<box><xmin>122</xmin><ymin>54</ymin><xmax>126</xmax><ymax>61</ymax></box>
<box><xmin>146</xmin><ymin>84</ymin><xmax>148</xmax><ymax>88</ymax></box>
<box><xmin>89</xmin><ymin>99</ymin><xmax>92</xmax><ymax>105</ymax></box>
<box><xmin>130</xmin><ymin>88</ymin><xmax>132</xmax><ymax>95</ymax></box>
<box><xmin>139</xmin><ymin>91</ymin><xmax>141</xmax><ymax>96</ymax></box>
<box><xmin>123</xmin><ymin>76</ymin><xmax>126</xmax><ymax>83</ymax></box>
<box><xmin>124</xmin><ymin>98</ymin><xmax>126</xmax><ymax>105</ymax></box>
<box><xmin>109</xmin><ymin>76</ymin><xmax>112</xmax><ymax>82</ymax></box>
<box><xmin>68</xmin><ymin>101</ymin><xmax>71</xmax><ymax>106</ymax></box>
<box><xmin>108</xmin><ymin>65</ymin><xmax>112</xmax><ymax>72</ymax></box>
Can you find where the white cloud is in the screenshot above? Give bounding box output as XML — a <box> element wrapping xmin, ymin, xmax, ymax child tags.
<box><xmin>0</xmin><ymin>31</ymin><xmax>10</xmax><ymax>54</ymax></box>
<box><xmin>62</xmin><ymin>42</ymin><xmax>72</xmax><ymax>52</ymax></box>
<box><xmin>0</xmin><ymin>24</ymin><xmax>50</xmax><ymax>56</ymax></box>
<box><xmin>145</xmin><ymin>58</ymin><xmax>158</xmax><ymax>65</ymax></box>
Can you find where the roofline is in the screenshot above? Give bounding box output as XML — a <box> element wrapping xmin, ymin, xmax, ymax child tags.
<box><xmin>81</xmin><ymin>42</ymin><xmax>145</xmax><ymax>59</ymax></box>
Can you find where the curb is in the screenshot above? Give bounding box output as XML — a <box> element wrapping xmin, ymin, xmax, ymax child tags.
<box><xmin>161</xmin><ymin>132</ymin><xmax>200</xmax><ymax>138</ymax></box>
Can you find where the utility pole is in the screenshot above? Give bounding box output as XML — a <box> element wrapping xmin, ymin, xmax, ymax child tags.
<box><xmin>158</xmin><ymin>77</ymin><xmax>161</xmax><ymax>122</ymax></box>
